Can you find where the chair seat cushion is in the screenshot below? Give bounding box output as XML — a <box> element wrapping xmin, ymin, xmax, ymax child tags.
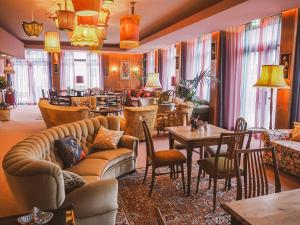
<box><xmin>206</xmin><ymin>144</ymin><xmax>227</xmax><ymax>156</ymax></box>
<box><xmin>154</xmin><ymin>150</ymin><xmax>186</xmax><ymax>166</ymax></box>
<box><xmin>197</xmin><ymin>157</ymin><xmax>235</xmax><ymax>175</ymax></box>
<box><xmin>66</xmin><ymin>158</ymin><xmax>109</xmax><ymax>177</ymax></box>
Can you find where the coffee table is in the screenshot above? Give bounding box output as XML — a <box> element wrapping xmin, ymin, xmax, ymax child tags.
<box><xmin>166</xmin><ymin>125</ymin><xmax>230</xmax><ymax>195</ymax></box>
<box><xmin>0</xmin><ymin>207</ymin><xmax>75</xmax><ymax>225</ymax></box>
<box><xmin>91</xmin><ymin>107</ymin><xmax>123</xmax><ymax>116</ymax></box>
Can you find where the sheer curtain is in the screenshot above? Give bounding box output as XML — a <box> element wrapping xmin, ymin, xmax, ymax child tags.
<box><xmin>86</xmin><ymin>53</ymin><xmax>102</xmax><ymax>88</ymax></box>
<box><xmin>223</xmin><ymin>14</ymin><xmax>281</xmax><ymax>129</ymax></box>
<box><xmin>60</xmin><ymin>51</ymin><xmax>75</xmax><ymax>90</ymax></box>
<box><xmin>161</xmin><ymin>45</ymin><xmax>176</xmax><ymax>91</ymax></box>
<box><xmin>185</xmin><ymin>39</ymin><xmax>197</xmax><ymax>80</ymax></box>
<box><xmin>146</xmin><ymin>50</ymin><xmax>155</xmax><ymax>74</ymax></box>
<box><xmin>12</xmin><ymin>49</ymin><xmax>50</xmax><ymax>104</ymax></box>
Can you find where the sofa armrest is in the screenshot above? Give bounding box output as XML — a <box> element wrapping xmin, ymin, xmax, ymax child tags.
<box><xmin>63</xmin><ymin>178</ymin><xmax>118</xmax><ymax>219</ymax></box>
<box><xmin>119</xmin><ymin>135</ymin><xmax>139</xmax><ymax>157</ymax></box>
<box><xmin>263</xmin><ymin>129</ymin><xmax>292</xmax><ymax>146</ymax></box>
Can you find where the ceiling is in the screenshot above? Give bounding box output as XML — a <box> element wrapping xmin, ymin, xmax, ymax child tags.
<box><xmin>0</xmin><ymin>0</ymin><xmax>300</xmax><ymax>53</ymax></box>
<box><xmin>0</xmin><ymin>0</ymin><xmax>221</xmax><ymax>44</ymax></box>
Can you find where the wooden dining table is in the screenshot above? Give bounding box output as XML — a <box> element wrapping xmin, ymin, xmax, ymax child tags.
<box><xmin>221</xmin><ymin>189</ymin><xmax>300</xmax><ymax>225</ymax></box>
<box><xmin>166</xmin><ymin>125</ymin><xmax>230</xmax><ymax>196</ymax></box>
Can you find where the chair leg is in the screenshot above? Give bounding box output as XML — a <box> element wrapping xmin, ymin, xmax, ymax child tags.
<box><xmin>180</xmin><ymin>164</ymin><xmax>186</xmax><ymax>193</ymax></box>
<box><xmin>208</xmin><ymin>175</ymin><xmax>212</xmax><ymax>189</ymax></box>
<box><xmin>228</xmin><ymin>178</ymin><xmax>232</xmax><ymax>190</ymax></box>
<box><xmin>176</xmin><ymin>165</ymin><xmax>179</xmax><ymax>178</ymax></box>
<box><xmin>170</xmin><ymin>166</ymin><xmax>173</xmax><ymax>179</ymax></box>
<box><xmin>143</xmin><ymin>161</ymin><xmax>149</xmax><ymax>183</ymax></box>
<box><xmin>196</xmin><ymin>166</ymin><xmax>202</xmax><ymax>194</ymax></box>
<box><xmin>213</xmin><ymin>178</ymin><xmax>217</xmax><ymax>211</ymax></box>
<box><xmin>149</xmin><ymin>167</ymin><xmax>156</xmax><ymax>197</ymax></box>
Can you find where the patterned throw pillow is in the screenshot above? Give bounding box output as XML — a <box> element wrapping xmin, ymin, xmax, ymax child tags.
<box><xmin>62</xmin><ymin>170</ymin><xmax>86</xmax><ymax>194</ymax></box>
<box><xmin>55</xmin><ymin>136</ymin><xmax>86</xmax><ymax>168</ymax></box>
<box><xmin>290</xmin><ymin>125</ymin><xmax>300</xmax><ymax>142</ymax></box>
<box><xmin>90</xmin><ymin>126</ymin><xmax>124</xmax><ymax>151</ymax></box>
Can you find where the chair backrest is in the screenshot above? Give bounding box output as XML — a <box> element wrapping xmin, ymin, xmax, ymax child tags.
<box><xmin>158</xmin><ymin>90</ymin><xmax>175</xmax><ymax>103</ymax></box>
<box><xmin>235</xmin><ymin>147</ymin><xmax>281</xmax><ymax>200</ymax></box>
<box><xmin>155</xmin><ymin>208</ymin><xmax>166</xmax><ymax>225</ymax></box>
<box><xmin>234</xmin><ymin>117</ymin><xmax>247</xmax><ymax>132</ymax></box>
<box><xmin>139</xmin><ymin>116</ymin><xmax>155</xmax><ymax>161</ymax></box>
<box><xmin>215</xmin><ymin>131</ymin><xmax>252</xmax><ymax>175</ymax></box>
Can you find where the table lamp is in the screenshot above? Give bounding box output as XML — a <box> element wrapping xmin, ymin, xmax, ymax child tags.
<box><xmin>4</xmin><ymin>61</ymin><xmax>15</xmax><ymax>86</ymax></box>
<box><xmin>75</xmin><ymin>75</ymin><xmax>84</xmax><ymax>96</ymax></box>
<box><xmin>145</xmin><ymin>73</ymin><xmax>161</xmax><ymax>90</ymax></box>
<box><xmin>253</xmin><ymin>65</ymin><xmax>289</xmax><ymax>129</ymax></box>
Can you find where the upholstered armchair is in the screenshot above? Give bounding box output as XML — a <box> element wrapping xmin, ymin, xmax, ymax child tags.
<box><xmin>123</xmin><ymin>105</ymin><xmax>158</xmax><ymax>141</ymax></box>
<box><xmin>71</xmin><ymin>96</ymin><xmax>97</xmax><ymax>109</ymax></box>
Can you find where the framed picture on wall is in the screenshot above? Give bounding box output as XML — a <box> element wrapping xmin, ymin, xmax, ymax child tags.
<box><xmin>120</xmin><ymin>60</ymin><xmax>130</xmax><ymax>80</ymax></box>
<box><xmin>211</xmin><ymin>42</ymin><xmax>216</xmax><ymax>60</ymax></box>
<box><xmin>280</xmin><ymin>53</ymin><xmax>290</xmax><ymax>79</ymax></box>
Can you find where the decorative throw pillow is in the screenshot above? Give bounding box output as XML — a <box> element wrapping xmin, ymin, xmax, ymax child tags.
<box><xmin>62</xmin><ymin>170</ymin><xmax>86</xmax><ymax>194</ymax></box>
<box><xmin>90</xmin><ymin>126</ymin><xmax>124</xmax><ymax>152</ymax></box>
<box><xmin>55</xmin><ymin>136</ymin><xmax>86</xmax><ymax>168</ymax></box>
<box><xmin>294</xmin><ymin>121</ymin><xmax>300</xmax><ymax>128</ymax></box>
<box><xmin>290</xmin><ymin>125</ymin><xmax>300</xmax><ymax>141</ymax></box>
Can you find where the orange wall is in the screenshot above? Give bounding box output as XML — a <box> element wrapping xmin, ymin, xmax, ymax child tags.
<box><xmin>102</xmin><ymin>53</ymin><xmax>143</xmax><ymax>90</ymax></box>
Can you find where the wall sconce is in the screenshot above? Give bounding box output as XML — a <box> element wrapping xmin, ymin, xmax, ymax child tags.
<box><xmin>133</xmin><ymin>66</ymin><xmax>139</xmax><ymax>73</ymax></box>
<box><xmin>111</xmin><ymin>66</ymin><xmax>117</xmax><ymax>73</ymax></box>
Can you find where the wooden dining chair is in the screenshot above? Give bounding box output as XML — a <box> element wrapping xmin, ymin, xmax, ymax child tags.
<box><xmin>196</xmin><ymin>131</ymin><xmax>252</xmax><ymax>211</ymax></box>
<box><xmin>156</xmin><ymin>207</ymin><xmax>167</xmax><ymax>225</ymax></box>
<box><xmin>206</xmin><ymin>117</ymin><xmax>247</xmax><ymax>157</ymax></box>
<box><xmin>140</xmin><ymin>116</ymin><xmax>186</xmax><ymax>196</ymax></box>
<box><xmin>235</xmin><ymin>147</ymin><xmax>281</xmax><ymax>200</ymax></box>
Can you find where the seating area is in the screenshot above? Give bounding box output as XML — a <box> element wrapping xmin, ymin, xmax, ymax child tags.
<box><xmin>1</xmin><ymin>1</ymin><xmax>300</xmax><ymax>225</ymax></box>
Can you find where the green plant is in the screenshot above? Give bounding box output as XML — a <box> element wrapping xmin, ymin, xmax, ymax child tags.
<box><xmin>0</xmin><ymin>102</ymin><xmax>9</xmax><ymax>109</ymax></box>
<box><xmin>176</xmin><ymin>69</ymin><xmax>218</xmax><ymax>105</ymax></box>
<box><xmin>133</xmin><ymin>58</ymin><xmax>147</xmax><ymax>87</ymax></box>
<box><xmin>0</xmin><ymin>77</ymin><xmax>9</xmax><ymax>90</ymax></box>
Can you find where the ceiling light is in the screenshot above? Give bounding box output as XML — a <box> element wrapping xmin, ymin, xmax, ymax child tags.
<box><xmin>22</xmin><ymin>0</ymin><xmax>43</xmax><ymax>38</ymax></box>
<box><xmin>55</xmin><ymin>1</ymin><xmax>75</xmax><ymax>31</ymax></box>
<box><xmin>71</xmin><ymin>25</ymin><xmax>98</xmax><ymax>46</ymax></box>
<box><xmin>72</xmin><ymin>0</ymin><xmax>102</xmax><ymax>16</ymax></box>
<box><xmin>77</xmin><ymin>15</ymin><xmax>98</xmax><ymax>26</ymax></box>
<box><xmin>90</xmin><ymin>39</ymin><xmax>104</xmax><ymax>53</ymax></box>
<box><xmin>98</xmin><ymin>8</ymin><xmax>110</xmax><ymax>27</ymax></box>
<box><xmin>44</xmin><ymin>32</ymin><xmax>61</xmax><ymax>53</ymax></box>
<box><xmin>120</xmin><ymin>1</ymin><xmax>140</xmax><ymax>49</ymax></box>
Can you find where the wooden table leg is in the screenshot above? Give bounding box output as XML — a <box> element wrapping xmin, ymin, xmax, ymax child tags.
<box><xmin>169</xmin><ymin>133</ymin><xmax>174</xmax><ymax>149</ymax></box>
<box><xmin>186</xmin><ymin>145</ymin><xmax>193</xmax><ymax>196</ymax></box>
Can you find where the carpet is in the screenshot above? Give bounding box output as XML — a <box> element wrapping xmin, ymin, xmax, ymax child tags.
<box><xmin>116</xmin><ymin>163</ymin><xmax>275</xmax><ymax>225</ymax></box>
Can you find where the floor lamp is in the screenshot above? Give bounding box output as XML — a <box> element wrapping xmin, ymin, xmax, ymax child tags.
<box><xmin>253</xmin><ymin>65</ymin><xmax>290</xmax><ymax>130</ymax></box>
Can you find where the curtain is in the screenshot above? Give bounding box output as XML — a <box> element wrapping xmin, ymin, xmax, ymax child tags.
<box><xmin>146</xmin><ymin>50</ymin><xmax>155</xmax><ymax>74</ymax></box>
<box><xmin>223</xmin><ymin>14</ymin><xmax>281</xmax><ymax>129</ymax></box>
<box><xmin>60</xmin><ymin>51</ymin><xmax>75</xmax><ymax>90</ymax></box>
<box><xmin>86</xmin><ymin>53</ymin><xmax>102</xmax><ymax>88</ymax></box>
<box><xmin>12</xmin><ymin>49</ymin><xmax>50</xmax><ymax>104</ymax></box>
<box><xmin>185</xmin><ymin>39</ymin><xmax>197</xmax><ymax>80</ymax></box>
<box><xmin>161</xmin><ymin>45</ymin><xmax>176</xmax><ymax>91</ymax></box>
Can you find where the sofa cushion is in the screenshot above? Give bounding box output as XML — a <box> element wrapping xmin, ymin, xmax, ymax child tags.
<box><xmin>90</xmin><ymin>126</ymin><xmax>124</xmax><ymax>151</ymax></box>
<box><xmin>290</xmin><ymin>126</ymin><xmax>300</xmax><ymax>141</ymax></box>
<box><xmin>81</xmin><ymin>175</ymin><xmax>101</xmax><ymax>184</ymax></box>
<box><xmin>55</xmin><ymin>136</ymin><xmax>86</xmax><ymax>168</ymax></box>
<box><xmin>62</xmin><ymin>170</ymin><xmax>86</xmax><ymax>194</ymax></box>
<box><xmin>88</xmin><ymin>148</ymin><xmax>134</xmax><ymax>165</ymax></box>
<box><xmin>66</xmin><ymin>158</ymin><xmax>109</xmax><ymax>176</ymax></box>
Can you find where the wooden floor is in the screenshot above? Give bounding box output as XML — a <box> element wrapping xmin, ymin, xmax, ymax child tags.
<box><xmin>0</xmin><ymin>106</ymin><xmax>299</xmax><ymax>217</ymax></box>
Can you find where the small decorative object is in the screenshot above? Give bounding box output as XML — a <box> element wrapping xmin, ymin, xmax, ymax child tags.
<box><xmin>22</xmin><ymin>0</ymin><xmax>43</xmax><ymax>38</ymax></box>
<box><xmin>44</xmin><ymin>32</ymin><xmax>61</xmax><ymax>53</ymax></box>
<box><xmin>120</xmin><ymin>60</ymin><xmax>130</xmax><ymax>80</ymax></box>
<box><xmin>120</xmin><ymin>1</ymin><xmax>141</xmax><ymax>49</ymax></box>
<box><xmin>211</xmin><ymin>42</ymin><xmax>216</xmax><ymax>60</ymax></box>
<box><xmin>204</xmin><ymin>121</ymin><xmax>208</xmax><ymax>131</ymax></box>
<box><xmin>55</xmin><ymin>1</ymin><xmax>75</xmax><ymax>31</ymax></box>
<box><xmin>72</xmin><ymin>0</ymin><xmax>102</xmax><ymax>16</ymax></box>
<box><xmin>280</xmin><ymin>53</ymin><xmax>290</xmax><ymax>79</ymax></box>
<box><xmin>17</xmin><ymin>207</ymin><xmax>53</xmax><ymax>225</ymax></box>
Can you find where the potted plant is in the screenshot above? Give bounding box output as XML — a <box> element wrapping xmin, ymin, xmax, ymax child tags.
<box><xmin>0</xmin><ymin>102</ymin><xmax>10</xmax><ymax>121</ymax></box>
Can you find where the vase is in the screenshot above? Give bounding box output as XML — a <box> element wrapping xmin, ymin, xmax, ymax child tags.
<box><xmin>0</xmin><ymin>109</ymin><xmax>10</xmax><ymax>121</ymax></box>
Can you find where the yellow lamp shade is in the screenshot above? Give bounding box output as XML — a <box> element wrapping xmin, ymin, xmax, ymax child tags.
<box><xmin>254</xmin><ymin>65</ymin><xmax>289</xmax><ymax>89</ymax></box>
<box><xmin>98</xmin><ymin>8</ymin><xmax>110</xmax><ymax>26</ymax></box>
<box><xmin>22</xmin><ymin>21</ymin><xmax>43</xmax><ymax>38</ymax></box>
<box><xmin>55</xmin><ymin>10</ymin><xmax>75</xmax><ymax>31</ymax></box>
<box><xmin>72</xmin><ymin>0</ymin><xmax>102</xmax><ymax>16</ymax></box>
<box><xmin>44</xmin><ymin>32</ymin><xmax>61</xmax><ymax>53</ymax></box>
<box><xmin>71</xmin><ymin>25</ymin><xmax>98</xmax><ymax>46</ymax></box>
<box><xmin>145</xmin><ymin>73</ymin><xmax>161</xmax><ymax>88</ymax></box>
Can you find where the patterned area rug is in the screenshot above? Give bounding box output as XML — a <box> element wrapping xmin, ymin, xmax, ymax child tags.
<box><xmin>116</xmin><ymin>162</ymin><xmax>244</xmax><ymax>225</ymax></box>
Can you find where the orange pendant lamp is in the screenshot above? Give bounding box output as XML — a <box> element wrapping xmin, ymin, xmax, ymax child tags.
<box><xmin>77</xmin><ymin>15</ymin><xmax>98</xmax><ymax>26</ymax></box>
<box><xmin>22</xmin><ymin>0</ymin><xmax>43</xmax><ymax>38</ymax></box>
<box><xmin>90</xmin><ymin>39</ymin><xmax>104</xmax><ymax>53</ymax></box>
<box><xmin>71</xmin><ymin>25</ymin><xmax>98</xmax><ymax>46</ymax></box>
<box><xmin>44</xmin><ymin>32</ymin><xmax>61</xmax><ymax>53</ymax></box>
<box><xmin>120</xmin><ymin>1</ymin><xmax>140</xmax><ymax>49</ymax></box>
<box><xmin>55</xmin><ymin>1</ymin><xmax>75</xmax><ymax>31</ymax></box>
<box><xmin>72</xmin><ymin>0</ymin><xmax>102</xmax><ymax>16</ymax></box>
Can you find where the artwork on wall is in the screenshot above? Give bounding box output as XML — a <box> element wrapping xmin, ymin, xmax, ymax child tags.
<box><xmin>120</xmin><ymin>60</ymin><xmax>130</xmax><ymax>80</ymax></box>
<box><xmin>211</xmin><ymin>42</ymin><xmax>216</xmax><ymax>60</ymax></box>
<box><xmin>280</xmin><ymin>53</ymin><xmax>290</xmax><ymax>79</ymax></box>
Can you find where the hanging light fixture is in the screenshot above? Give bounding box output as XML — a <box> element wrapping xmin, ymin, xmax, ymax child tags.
<box><xmin>96</xmin><ymin>25</ymin><xmax>108</xmax><ymax>40</ymax></box>
<box><xmin>98</xmin><ymin>8</ymin><xmax>110</xmax><ymax>27</ymax></box>
<box><xmin>90</xmin><ymin>39</ymin><xmax>104</xmax><ymax>53</ymax></box>
<box><xmin>72</xmin><ymin>0</ymin><xmax>102</xmax><ymax>16</ymax></box>
<box><xmin>103</xmin><ymin>0</ymin><xmax>114</xmax><ymax>9</ymax></box>
<box><xmin>55</xmin><ymin>1</ymin><xmax>75</xmax><ymax>31</ymax></box>
<box><xmin>71</xmin><ymin>25</ymin><xmax>98</xmax><ymax>46</ymax></box>
<box><xmin>120</xmin><ymin>1</ymin><xmax>140</xmax><ymax>49</ymax></box>
<box><xmin>22</xmin><ymin>0</ymin><xmax>43</xmax><ymax>38</ymax></box>
<box><xmin>44</xmin><ymin>32</ymin><xmax>61</xmax><ymax>53</ymax></box>
<box><xmin>77</xmin><ymin>15</ymin><xmax>98</xmax><ymax>26</ymax></box>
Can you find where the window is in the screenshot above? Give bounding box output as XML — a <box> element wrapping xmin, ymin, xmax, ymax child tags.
<box><xmin>74</xmin><ymin>52</ymin><xmax>88</xmax><ymax>90</ymax></box>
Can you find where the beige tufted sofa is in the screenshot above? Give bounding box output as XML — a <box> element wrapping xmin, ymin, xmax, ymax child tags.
<box><xmin>38</xmin><ymin>100</ymin><xmax>91</xmax><ymax>128</ymax></box>
<box><xmin>2</xmin><ymin>116</ymin><xmax>138</xmax><ymax>225</ymax></box>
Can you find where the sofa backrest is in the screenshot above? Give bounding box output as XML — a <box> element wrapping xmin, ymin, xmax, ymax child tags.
<box><xmin>38</xmin><ymin>100</ymin><xmax>91</xmax><ymax>128</ymax></box>
<box><xmin>2</xmin><ymin>116</ymin><xmax>121</xmax><ymax>210</ymax></box>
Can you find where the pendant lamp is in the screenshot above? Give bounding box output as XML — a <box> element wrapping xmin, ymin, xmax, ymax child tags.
<box><xmin>72</xmin><ymin>0</ymin><xmax>102</xmax><ymax>16</ymax></box>
<box><xmin>90</xmin><ymin>39</ymin><xmax>104</xmax><ymax>53</ymax></box>
<box><xmin>22</xmin><ymin>0</ymin><xmax>43</xmax><ymax>38</ymax></box>
<box><xmin>55</xmin><ymin>1</ymin><xmax>75</xmax><ymax>31</ymax></box>
<box><xmin>44</xmin><ymin>32</ymin><xmax>61</xmax><ymax>53</ymax></box>
<box><xmin>98</xmin><ymin>8</ymin><xmax>110</xmax><ymax>27</ymax></box>
<box><xmin>96</xmin><ymin>25</ymin><xmax>108</xmax><ymax>40</ymax></box>
<box><xmin>103</xmin><ymin>0</ymin><xmax>114</xmax><ymax>9</ymax></box>
<box><xmin>120</xmin><ymin>1</ymin><xmax>140</xmax><ymax>49</ymax></box>
<box><xmin>71</xmin><ymin>25</ymin><xmax>98</xmax><ymax>46</ymax></box>
<box><xmin>77</xmin><ymin>15</ymin><xmax>98</xmax><ymax>26</ymax></box>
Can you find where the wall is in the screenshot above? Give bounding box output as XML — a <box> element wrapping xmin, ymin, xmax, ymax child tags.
<box><xmin>0</xmin><ymin>59</ymin><xmax>4</xmax><ymax>74</ymax></box>
<box><xmin>275</xmin><ymin>9</ymin><xmax>298</xmax><ymax>128</ymax></box>
<box><xmin>0</xmin><ymin>27</ymin><xmax>24</xmax><ymax>59</ymax></box>
<box><xmin>102</xmin><ymin>53</ymin><xmax>143</xmax><ymax>90</ymax></box>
